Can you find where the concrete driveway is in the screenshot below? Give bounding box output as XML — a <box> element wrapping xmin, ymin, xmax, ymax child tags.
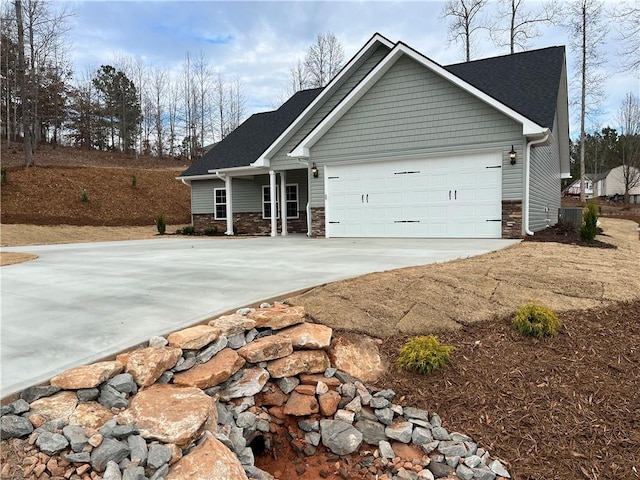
<box><xmin>1</xmin><ymin>235</ymin><xmax>518</xmax><ymax>397</ymax></box>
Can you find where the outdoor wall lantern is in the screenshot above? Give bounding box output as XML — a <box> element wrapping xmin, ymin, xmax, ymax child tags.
<box><xmin>509</xmin><ymin>146</ymin><xmax>517</xmax><ymax>165</ymax></box>
<box><xmin>311</xmin><ymin>162</ymin><xmax>319</xmax><ymax>178</ymax></box>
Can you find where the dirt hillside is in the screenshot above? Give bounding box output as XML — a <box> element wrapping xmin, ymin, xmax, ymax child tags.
<box><xmin>1</xmin><ymin>143</ymin><xmax>191</xmax><ymax>226</ymax></box>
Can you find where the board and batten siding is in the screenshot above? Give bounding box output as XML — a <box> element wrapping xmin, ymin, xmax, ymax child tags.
<box><xmin>269</xmin><ymin>45</ymin><xmax>391</xmax><ymax>170</ymax></box>
<box><xmin>306</xmin><ymin>54</ymin><xmax>524</xmax><ymax>208</ymax></box>
<box><xmin>190</xmin><ymin>170</ymin><xmax>308</xmax><ymax>215</ymax></box>
<box><xmin>529</xmin><ymin>113</ymin><xmax>561</xmax><ymax>232</ymax></box>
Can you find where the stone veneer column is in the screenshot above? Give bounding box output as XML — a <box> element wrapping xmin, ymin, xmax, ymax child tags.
<box><xmin>502</xmin><ymin>200</ymin><xmax>523</xmax><ymax>238</ymax></box>
<box><xmin>310</xmin><ymin>207</ymin><xmax>326</xmax><ymax>237</ymax></box>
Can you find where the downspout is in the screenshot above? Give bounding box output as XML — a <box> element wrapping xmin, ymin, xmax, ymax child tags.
<box><xmin>524</xmin><ymin>131</ymin><xmax>550</xmax><ymax>236</ymax></box>
<box><xmin>297</xmin><ymin>158</ymin><xmax>312</xmax><ymax>237</ymax></box>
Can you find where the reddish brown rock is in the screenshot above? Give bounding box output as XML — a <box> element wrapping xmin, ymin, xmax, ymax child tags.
<box><xmin>173</xmin><ymin>348</ymin><xmax>245</xmax><ymax>389</ymax></box>
<box><xmin>248</xmin><ymin>304</ymin><xmax>305</xmax><ymax>330</ymax></box>
<box><xmin>237</xmin><ymin>336</ymin><xmax>293</xmax><ymax>363</ymax></box>
<box><xmin>69</xmin><ymin>402</ymin><xmax>113</xmax><ymax>429</ymax></box>
<box><xmin>122</xmin><ymin>346</ymin><xmax>182</xmax><ymax>387</ymax></box>
<box><xmin>328</xmin><ymin>335</ymin><xmax>386</xmax><ymax>383</ymax></box>
<box><xmin>267</xmin><ymin>350</ymin><xmax>330</xmax><ymax>378</ymax></box>
<box><xmin>255</xmin><ymin>383</ymin><xmax>288</xmax><ymax>407</ymax></box>
<box><xmin>167</xmin><ymin>325</ymin><xmax>220</xmax><ymax>350</ymax></box>
<box><xmin>299</xmin><ymin>374</ymin><xmax>341</xmax><ymax>388</ymax></box>
<box><xmin>208</xmin><ymin>313</ymin><xmax>256</xmax><ymax>336</ymax></box>
<box><xmin>29</xmin><ymin>391</ymin><xmax>78</xmax><ymax>423</ymax></box>
<box><xmin>50</xmin><ymin>361</ymin><xmax>124</xmax><ymax>390</ymax></box>
<box><xmin>318</xmin><ymin>390</ymin><xmax>341</xmax><ymax>417</ymax></box>
<box><xmin>166</xmin><ymin>432</ymin><xmax>248</xmax><ymax>480</ymax></box>
<box><xmin>277</xmin><ymin>323</ymin><xmax>332</xmax><ymax>349</ymax></box>
<box><xmin>118</xmin><ymin>384</ymin><xmax>211</xmax><ymax>447</ymax></box>
<box><xmin>283</xmin><ymin>391</ymin><xmax>319</xmax><ymax>416</ymax></box>
<box><xmin>294</xmin><ymin>384</ymin><xmax>316</xmax><ymax>396</ymax></box>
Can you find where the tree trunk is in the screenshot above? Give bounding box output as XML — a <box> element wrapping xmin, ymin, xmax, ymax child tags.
<box><xmin>14</xmin><ymin>0</ymin><xmax>34</xmax><ymax>167</ymax></box>
<box><xmin>579</xmin><ymin>1</ymin><xmax>587</xmax><ymax>204</ymax></box>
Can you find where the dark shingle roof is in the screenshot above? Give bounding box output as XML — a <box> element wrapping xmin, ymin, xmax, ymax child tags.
<box><xmin>180</xmin><ymin>87</ymin><xmax>323</xmax><ymax>177</ymax></box>
<box><xmin>445</xmin><ymin>46</ymin><xmax>565</xmax><ymax>128</ymax></box>
<box><xmin>586</xmin><ymin>170</ymin><xmax>611</xmax><ymax>182</ymax></box>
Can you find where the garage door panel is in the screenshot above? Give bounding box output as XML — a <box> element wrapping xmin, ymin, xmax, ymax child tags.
<box><xmin>326</xmin><ymin>152</ymin><xmax>502</xmax><ymax>238</ymax></box>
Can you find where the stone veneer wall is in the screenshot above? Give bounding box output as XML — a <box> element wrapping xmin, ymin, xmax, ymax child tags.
<box><xmin>502</xmin><ymin>200</ymin><xmax>523</xmax><ymax>239</ymax></box>
<box><xmin>310</xmin><ymin>207</ymin><xmax>325</xmax><ymax>238</ymax></box>
<box><xmin>193</xmin><ymin>212</ymin><xmax>308</xmax><ymax>236</ymax></box>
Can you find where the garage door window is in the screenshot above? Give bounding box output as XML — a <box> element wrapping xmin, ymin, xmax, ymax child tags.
<box><xmin>262</xmin><ymin>184</ymin><xmax>298</xmax><ymax>219</ymax></box>
<box><xmin>214</xmin><ymin>188</ymin><xmax>227</xmax><ymax>220</ymax></box>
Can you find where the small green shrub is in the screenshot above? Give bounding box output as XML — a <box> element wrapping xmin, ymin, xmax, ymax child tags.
<box><xmin>131</xmin><ymin>174</ymin><xmax>138</xmax><ymax>188</ymax></box>
<box><xmin>512</xmin><ymin>302</ymin><xmax>561</xmax><ymax>338</ymax></box>
<box><xmin>203</xmin><ymin>225</ymin><xmax>217</xmax><ymax>236</ymax></box>
<box><xmin>396</xmin><ymin>335</ymin><xmax>454</xmax><ymax>375</ymax></box>
<box><xmin>155</xmin><ymin>213</ymin><xmax>166</xmax><ymax>235</ymax></box>
<box><xmin>580</xmin><ymin>201</ymin><xmax>598</xmax><ymax>243</ymax></box>
<box><xmin>181</xmin><ymin>225</ymin><xmax>196</xmax><ymax>235</ymax></box>
<box><xmin>1</xmin><ymin>167</ymin><xmax>7</xmax><ymax>185</ymax></box>
<box><xmin>80</xmin><ymin>187</ymin><xmax>89</xmax><ymax>203</ymax></box>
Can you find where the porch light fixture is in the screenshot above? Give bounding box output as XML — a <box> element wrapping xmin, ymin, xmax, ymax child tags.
<box><xmin>509</xmin><ymin>146</ymin><xmax>517</xmax><ymax>165</ymax></box>
<box><xmin>311</xmin><ymin>162</ymin><xmax>319</xmax><ymax>178</ymax></box>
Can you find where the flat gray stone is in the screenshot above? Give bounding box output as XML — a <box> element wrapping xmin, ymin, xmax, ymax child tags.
<box><xmin>99</xmin><ymin>384</ymin><xmax>128</xmax><ymax>409</ymax></box>
<box><xmin>446</xmin><ymin>455</ymin><xmax>461</xmax><ymax>467</ymax></box>
<box><xmin>490</xmin><ymin>459</ymin><xmax>511</xmax><ymax>478</ymax></box>
<box><xmin>108</xmin><ymin>373</ymin><xmax>137</xmax><ymax>394</ymax></box>
<box><xmin>110</xmin><ymin>424</ymin><xmax>138</xmax><ymax>439</ymax></box>
<box><xmin>378</xmin><ymin>440</ymin><xmax>395</xmax><ymax>459</ymax></box>
<box><xmin>354</xmin><ymin>420</ymin><xmax>386</xmax><ymax>445</ymax></box>
<box><xmin>403</xmin><ymin>406</ymin><xmax>430</xmax><ymax>422</ymax></box>
<box><xmin>464</xmin><ymin>454</ymin><xmax>482</xmax><ymax>468</ymax></box>
<box><xmin>9</xmin><ymin>399</ymin><xmax>30</xmax><ymax>414</ymax></box>
<box><xmin>421</xmin><ymin>440</ymin><xmax>440</xmax><ymax>455</ymax></box>
<box><xmin>305</xmin><ymin>431</ymin><xmax>321</xmax><ymax>446</ymax></box>
<box><xmin>0</xmin><ymin>414</ymin><xmax>33</xmax><ymax>439</ymax></box>
<box><xmin>298</xmin><ymin>419</ymin><xmax>319</xmax><ymax>432</ymax></box>
<box><xmin>127</xmin><ymin>435</ymin><xmax>148</xmax><ymax>465</ymax></box>
<box><xmin>236</xmin><ymin>411</ymin><xmax>257</xmax><ymax>429</ymax></box>
<box><xmin>91</xmin><ymin>437</ymin><xmax>130</xmax><ymax>472</ymax></box>
<box><xmin>197</xmin><ymin>337</ymin><xmax>228</xmax><ymax>363</ymax></box>
<box><xmin>373</xmin><ymin>389</ymin><xmax>395</xmax><ymax>400</ymax></box>
<box><xmin>375</xmin><ymin>407</ymin><xmax>394</xmax><ymax>426</ymax></box>
<box><xmin>473</xmin><ymin>465</ymin><xmax>497</xmax><ymax>480</ymax></box>
<box><xmin>238</xmin><ymin>446</ymin><xmax>254</xmax><ymax>466</ymax></box>
<box><xmin>412</xmin><ymin>426</ymin><xmax>433</xmax><ymax>445</ymax></box>
<box><xmin>122</xmin><ymin>465</ymin><xmax>145</xmax><ymax>480</ymax></box>
<box><xmin>369</xmin><ymin>396</ymin><xmax>390</xmax><ymax>409</ymax></box>
<box><xmin>148</xmin><ymin>335</ymin><xmax>168</xmax><ymax>348</ymax></box>
<box><xmin>320</xmin><ymin>419</ymin><xmax>363</xmax><ymax>456</ymax></box>
<box><xmin>385</xmin><ymin>422</ymin><xmax>413</xmax><ymax>443</ymax></box>
<box><xmin>149</xmin><ymin>463</ymin><xmax>169</xmax><ymax>480</ymax></box>
<box><xmin>428</xmin><ymin>462</ymin><xmax>455</xmax><ymax>478</ymax></box>
<box><xmin>430</xmin><ymin>412</ymin><xmax>442</xmax><ymax>427</ymax></box>
<box><xmin>102</xmin><ymin>460</ymin><xmax>123</xmax><ymax>480</ymax></box>
<box><xmin>227</xmin><ymin>332</ymin><xmax>247</xmax><ymax>349</ymax></box>
<box><xmin>0</xmin><ymin>405</ymin><xmax>12</xmax><ymax>416</ymax></box>
<box><xmin>432</xmin><ymin>426</ymin><xmax>451</xmax><ymax>441</ymax></box>
<box><xmin>65</xmin><ymin>452</ymin><xmax>91</xmax><ymax>463</ymax></box>
<box><xmin>438</xmin><ymin>440</ymin><xmax>467</xmax><ymax>457</ymax></box>
<box><xmin>77</xmin><ymin>388</ymin><xmax>100</xmax><ymax>402</ymax></box>
<box><xmin>456</xmin><ymin>464</ymin><xmax>475</xmax><ymax>480</ymax></box>
<box><xmin>63</xmin><ymin>424</ymin><xmax>88</xmax><ymax>453</ymax></box>
<box><xmin>173</xmin><ymin>355</ymin><xmax>197</xmax><ymax>372</ymax></box>
<box><xmin>20</xmin><ymin>385</ymin><xmax>61</xmax><ymax>404</ymax></box>
<box><xmin>147</xmin><ymin>444</ymin><xmax>171</xmax><ymax>469</ymax></box>
<box><xmin>36</xmin><ymin>431</ymin><xmax>69</xmax><ymax>455</ymax></box>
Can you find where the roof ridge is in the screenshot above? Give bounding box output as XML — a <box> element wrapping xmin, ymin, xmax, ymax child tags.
<box><xmin>445</xmin><ymin>45</ymin><xmax>565</xmax><ymax>67</ymax></box>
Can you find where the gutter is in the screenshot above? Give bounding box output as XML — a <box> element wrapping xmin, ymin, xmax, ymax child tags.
<box><xmin>524</xmin><ymin>131</ymin><xmax>550</xmax><ymax>236</ymax></box>
<box><xmin>297</xmin><ymin>159</ymin><xmax>312</xmax><ymax>237</ymax></box>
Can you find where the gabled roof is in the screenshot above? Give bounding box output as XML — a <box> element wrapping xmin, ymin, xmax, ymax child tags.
<box><xmin>445</xmin><ymin>46</ymin><xmax>565</xmax><ymax>129</ymax></box>
<box><xmin>289</xmin><ymin>41</ymin><xmax>549</xmax><ymax>158</ymax></box>
<box><xmin>586</xmin><ymin>170</ymin><xmax>611</xmax><ymax>182</ymax></box>
<box><xmin>179</xmin><ymin>88</ymin><xmax>322</xmax><ymax>177</ymax></box>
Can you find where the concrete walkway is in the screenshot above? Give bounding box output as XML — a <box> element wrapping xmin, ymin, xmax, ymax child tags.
<box><xmin>0</xmin><ymin>235</ymin><xmax>518</xmax><ymax>397</ymax></box>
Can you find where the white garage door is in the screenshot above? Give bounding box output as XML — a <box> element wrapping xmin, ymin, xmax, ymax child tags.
<box><xmin>325</xmin><ymin>152</ymin><xmax>503</xmax><ymax>238</ymax></box>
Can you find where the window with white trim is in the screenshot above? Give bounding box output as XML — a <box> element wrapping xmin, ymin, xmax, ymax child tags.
<box><xmin>214</xmin><ymin>188</ymin><xmax>227</xmax><ymax>220</ymax></box>
<box><xmin>262</xmin><ymin>184</ymin><xmax>298</xmax><ymax>219</ymax></box>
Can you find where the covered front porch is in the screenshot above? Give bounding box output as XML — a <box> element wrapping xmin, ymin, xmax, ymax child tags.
<box><xmin>190</xmin><ymin>166</ymin><xmax>311</xmax><ymax>237</ymax></box>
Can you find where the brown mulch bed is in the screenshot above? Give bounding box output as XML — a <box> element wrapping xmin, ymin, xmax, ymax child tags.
<box><xmin>373</xmin><ymin>300</ymin><xmax>640</xmax><ymax>480</ymax></box>
<box><xmin>523</xmin><ymin>223</ymin><xmax>617</xmax><ymax>249</ymax></box>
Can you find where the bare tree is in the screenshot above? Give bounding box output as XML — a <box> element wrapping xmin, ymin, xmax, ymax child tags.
<box><xmin>304</xmin><ymin>32</ymin><xmax>344</xmax><ymax>88</ymax></box>
<box><xmin>441</xmin><ymin>0</ymin><xmax>489</xmax><ymax>61</ymax></box>
<box><xmin>566</xmin><ymin>0</ymin><xmax>608</xmax><ymax>203</ymax></box>
<box><xmin>491</xmin><ymin>0</ymin><xmax>559</xmax><ymax>54</ymax></box>
<box><xmin>14</xmin><ymin>0</ymin><xmax>33</xmax><ymax>166</ymax></box>
<box><xmin>612</xmin><ymin>1</ymin><xmax>639</xmax><ymax>77</ymax></box>
<box><xmin>616</xmin><ymin>92</ymin><xmax>640</xmax><ymax>202</ymax></box>
<box><xmin>167</xmin><ymin>77</ymin><xmax>180</xmax><ymax>157</ymax></box>
<box><xmin>149</xmin><ymin>67</ymin><xmax>167</xmax><ymax>157</ymax></box>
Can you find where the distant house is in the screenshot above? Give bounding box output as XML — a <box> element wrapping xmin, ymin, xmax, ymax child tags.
<box><xmin>177</xmin><ymin>33</ymin><xmax>570</xmax><ymax>238</ymax></box>
<box><xmin>564</xmin><ymin>165</ymin><xmax>640</xmax><ymax>203</ymax></box>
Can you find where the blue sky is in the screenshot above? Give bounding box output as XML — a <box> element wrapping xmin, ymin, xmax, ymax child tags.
<box><xmin>64</xmin><ymin>0</ymin><xmax>638</xmax><ymax>138</ymax></box>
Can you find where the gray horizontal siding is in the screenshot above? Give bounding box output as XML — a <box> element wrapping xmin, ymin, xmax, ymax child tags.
<box><xmin>270</xmin><ymin>45</ymin><xmax>390</xmax><ymax>170</ymax></box>
<box><xmin>529</xmin><ymin>122</ymin><xmax>561</xmax><ymax>232</ymax></box>
<box><xmin>307</xmin><ymin>54</ymin><xmax>524</xmax><ymax>207</ymax></box>
<box><xmin>190</xmin><ymin>170</ymin><xmax>308</xmax><ymax>215</ymax></box>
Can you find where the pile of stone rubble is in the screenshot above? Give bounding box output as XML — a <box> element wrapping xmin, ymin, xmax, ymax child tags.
<box><xmin>1</xmin><ymin>303</ymin><xmax>511</xmax><ymax>480</ymax></box>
